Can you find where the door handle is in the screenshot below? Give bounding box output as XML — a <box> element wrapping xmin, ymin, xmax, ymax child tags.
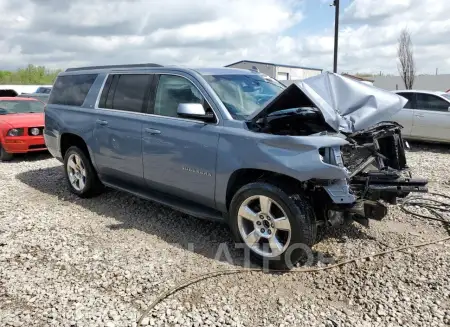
<box><xmin>414</xmin><ymin>114</ymin><xmax>424</xmax><ymax>118</ymax></box>
<box><xmin>144</xmin><ymin>128</ymin><xmax>161</xmax><ymax>135</ymax></box>
<box><xmin>96</xmin><ymin>119</ymin><xmax>109</xmax><ymax>126</ymax></box>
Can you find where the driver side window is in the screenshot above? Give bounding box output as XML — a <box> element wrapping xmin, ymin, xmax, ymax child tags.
<box><xmin>154</xmin><ymin>75</ymin><xmax>205</xmax><ymax>118</ymax></box>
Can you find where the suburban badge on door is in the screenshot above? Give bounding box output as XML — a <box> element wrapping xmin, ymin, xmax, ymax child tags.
<box><xmin>182</xmin><ymin>166</ymin><xmax>212</xmax><ymax>177</ymax></box>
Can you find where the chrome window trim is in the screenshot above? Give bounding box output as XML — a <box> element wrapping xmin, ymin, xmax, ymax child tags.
<box><xmin>94</xmin><ymin>72</ymin><xmax>220</xmax><ymax>125</ymax></box>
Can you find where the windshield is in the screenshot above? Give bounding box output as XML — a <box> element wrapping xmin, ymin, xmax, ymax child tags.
<box><xmin>203</xmin><ymin>74</ymin><xmax>285</xmax><ymax>120</ymax></box>
<box><xmin>36</xmin><ymin>87</ymin><xmax>52</xmax><ymax>94</ymax></box>
<box><xmin>23</xmin><ymin>94</ymin><xmax>50</xmax><ymax>104</ymax></box>
<box><xmin>0</xmin><ymin>100</ymin><xmax>45</xmax><ymax>115</ymax></box>
<box><xmin>441</xmin><ymin>93</ymin><xmax>450</xmax><ymax>101</ymax></box>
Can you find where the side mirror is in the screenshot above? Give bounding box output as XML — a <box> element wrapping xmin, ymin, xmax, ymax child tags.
<box><xmin>177</xmin><ymin>103</ymin><xmax>214</xmax><ymax>121</ymax></box>
<box><xmin>448</xmin><ymin>106</ymin><xmax>450</xmax><ymax>112</ymax></box>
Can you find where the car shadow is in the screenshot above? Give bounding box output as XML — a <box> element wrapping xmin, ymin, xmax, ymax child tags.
<box><xmin>16</xmin><ymin>165</ymin><xmax>375</xmax><ymax>269</ymax></box>
<box><xmin>2</xmin><ymin>151</ymin><xmax>52</xmax><ymax>163</ymax></box>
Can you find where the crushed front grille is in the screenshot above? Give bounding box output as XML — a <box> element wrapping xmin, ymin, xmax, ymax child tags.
<box><xmin>341</xmin><ymin>145</ymin><xmax>373</xmax><ymax>173</ymax></box>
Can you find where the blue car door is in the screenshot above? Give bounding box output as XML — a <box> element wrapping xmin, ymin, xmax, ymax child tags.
<box><xmin>141</xmin><ymin>73</ymin><xmax>221</xmax><ymax>208</ymax></box>
<box><xmin>92</xmin><ymin>73</ymin><xmax>153</xmax><ymax>187</ymax></box>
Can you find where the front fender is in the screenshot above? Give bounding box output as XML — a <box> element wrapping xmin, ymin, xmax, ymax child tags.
<box><xmin>215</xmin><ymin>130</ymin><xmax>350</xmax><ymax>212</ymax></box>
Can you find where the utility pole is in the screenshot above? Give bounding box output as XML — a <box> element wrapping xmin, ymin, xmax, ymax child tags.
<box><xmin>331</xmin><ymin>0</ymin><xmax>340</xmax><ymax>73</ymax></box>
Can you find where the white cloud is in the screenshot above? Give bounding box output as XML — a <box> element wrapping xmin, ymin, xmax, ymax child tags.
<box><xmin>337</xmin><ymin>0</ymin><xmax>450</xmax><ymax>74</ymax></box>
<box><xmin>342</xmin><ymin>0</ymin><xmax>411</xmax><ymax>24</ymax></box>
<box><xmin>0</xmin><ymin>0</ymin><xmax>449</xmax><ymax>75</ymax></box>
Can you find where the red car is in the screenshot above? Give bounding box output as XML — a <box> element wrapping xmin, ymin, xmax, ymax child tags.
<box><xmin>0</xmin><ymin>97</ymin><xmax>46</xmax><ymax>161</ymax></box>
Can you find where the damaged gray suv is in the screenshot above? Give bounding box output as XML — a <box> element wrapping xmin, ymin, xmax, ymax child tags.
<box><xmin>44</xmin><ymin>64</ymin><xmax>428</xmax><ymax>269</ymax></box>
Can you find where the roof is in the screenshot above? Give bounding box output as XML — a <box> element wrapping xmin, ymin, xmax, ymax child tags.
<box><xmin>0</xmin><ymin>97</ymin><xmax>39</xmax><ymax>101</ymax></box>
<box><xmin>225</xmin><ymin>60</ymin><xmax>323</xmax><ymax>71</ymax></box>
<box><xmin>342</xmin><ymin>73</ymin><xmax>374</xmax><ymax>82</ymax></box>
<box><xmin>61</xmin><ymin>64</ymin><xmax>271</xmax><ymax>77</ymax></box>
<box><xmin>21</xmin><ymin>93</ymin><xmax>50</xmax><ymax>97</ymax></box>
<box><xmin>393</xmin><ymin>89</ymin><xmax>445</xmax><ymax>94</ymax></box>
<box><xmin>194</xmin><ymin>67</ymin><xmax>264</xmax><ymax>76</ymax></box>
<box><xmin>66</xmin><ymin>63</ymin><xmax>163</xmax><ymax>72</ymax></box>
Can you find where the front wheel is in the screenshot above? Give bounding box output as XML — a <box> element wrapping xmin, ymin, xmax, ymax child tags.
<box><xmin>0</xmin><ymin>144</ymin><xmax>13</xmax><ymax>162</ymax></box>
<box><xmin>64</xmin><ymin>146</ymin><xmax>104</xmax><ymax>198</ymax></box>
<box><xmin>229</xmin><ymin>182</ymin><xmax>316</xmax><ymax>270</ymax></box>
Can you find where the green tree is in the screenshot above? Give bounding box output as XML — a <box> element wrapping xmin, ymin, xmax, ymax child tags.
<box><xmin>0</xmin><ymin>64</ymin><xmax>61</xmax><ymax>85</ymax></box>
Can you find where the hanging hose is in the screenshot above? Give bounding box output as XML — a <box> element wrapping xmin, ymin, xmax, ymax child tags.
<box><xmin>400</xmin><ymin>192</ymin><xmax>450</xmax><ymax>225</ymax></box>
<box><xmin>137</xmin><ymin>191</ymin><xmax>450</xmax><ymax>325</ymax></box>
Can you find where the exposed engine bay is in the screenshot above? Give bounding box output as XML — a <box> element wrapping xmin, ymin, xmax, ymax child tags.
<box><xmin>251</xmin><ymin>108</ymin><xmax>428</xmax><ymax>226</ymax></box>
<box><xmin>254</xmin><ymin>107</ymin><xmax>336</xmax><ymax>136</ymax></box>
<box><xmin>246</xmin><ymin>73</ymin><xmax>429</xmax><ymax>227</ymax></box>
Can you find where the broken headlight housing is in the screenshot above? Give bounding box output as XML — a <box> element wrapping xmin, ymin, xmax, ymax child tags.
<box><xmin>319</xmin><ymin>146</ymin><xmax>345</xmax><ymax>168</ymax></box>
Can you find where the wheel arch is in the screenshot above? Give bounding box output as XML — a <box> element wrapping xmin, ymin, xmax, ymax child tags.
<box><xmin>225</xmin><ymin>168</ymin><xmax>306</xmax><ymax>211</ymax></box>
<box><xmin>60</xmin><ymin>133</ymin><xmax>97</xmax><ymax>169</ymax></box>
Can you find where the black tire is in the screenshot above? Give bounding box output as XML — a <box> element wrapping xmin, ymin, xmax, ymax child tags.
<box><xmin>229</xmin><ymin>182</ymin><xmax>316</xmax><ymax>270</ymax></box>
<box><xmin>63</xmin><ymin>146</ymin><xmax>104</xmax><ymax>198</ymax></box>
<box><xmin>0</xmin><ymin>144</ymin><xmax>13</xmax><ymax>162</ymax></box>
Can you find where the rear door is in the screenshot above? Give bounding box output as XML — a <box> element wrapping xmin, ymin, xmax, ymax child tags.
<box><xmin>391</xmin><ymin>92</ymin><xmax>415</xmax><ymax>136</ymax></box>
<box><xmin>92</xmin><ymin>73</ymin><xmax>153</xmax><ymax>187</ymax></box>
<box><xmin>141</xmin><ymin>73</ymin><xmax>220</xmax><ymax>208</ymax></box>
<box><xmin>411</xmin><ymin>93</ymin><xmax>450</xmax><ymax>141</ymax></box>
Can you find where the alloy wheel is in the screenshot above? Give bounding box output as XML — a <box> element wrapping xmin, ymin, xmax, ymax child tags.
<box><xmin>237</xmin><ymin>195</ymin><xmax>292</xmax><ymax>258</ymax></box>
<box><xmin>67</xmin><ymin>153</ymin><xmax>87</xmax><ymax>191</ymax></box>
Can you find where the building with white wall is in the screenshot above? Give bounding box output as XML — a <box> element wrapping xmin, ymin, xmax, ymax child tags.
<box><xmin>225</xmin><ymin>60</ymin><xmax>322</xmax><ymax>81</ymax></box>
<box><xmin>373</xmin><ymin>74</ymin><xmax>450</xmax><ymax>92</ymax></box>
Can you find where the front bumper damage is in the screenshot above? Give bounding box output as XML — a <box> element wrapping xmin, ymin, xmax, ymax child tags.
<box><xmin>321</xmin><ymin>122</ymin><xmax>428</xmax><ymax>226</ymax></box>
<box><xmin>249</xmin><ymin>72</ymin><xmax>428</xmax><ymax>226</ymax></box>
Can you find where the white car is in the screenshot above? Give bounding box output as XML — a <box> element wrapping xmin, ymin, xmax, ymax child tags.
<box><xmin>392</xmin><ymin>90</ymin><xmax>450</xmax><ymax>143</ymax></box>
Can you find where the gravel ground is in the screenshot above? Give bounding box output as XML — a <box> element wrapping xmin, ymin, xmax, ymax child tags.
<box><xmin>0</xmin><ymin>142</ymin><xmax>449</xmax><ymax>327</ymax></box>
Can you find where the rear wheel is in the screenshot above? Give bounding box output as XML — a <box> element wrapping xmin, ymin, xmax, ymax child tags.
<box><xmin>64</xmin><ymin>146</ymin><xmax>104</xmax><ymax>198</ymax></box>
<box><xmin>229</xmin><ymin>182</ymin><xmax>316</xmax><ymax>270</ymax></box>
<box><xmin>0</xmin><ymin>144</ymin><xmax>13</xmax><ymax>162</ymax></box>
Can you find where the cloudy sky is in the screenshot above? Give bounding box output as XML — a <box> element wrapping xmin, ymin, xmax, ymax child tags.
<box><xmin>1</xmin><ymin>0</ymin><xmax>449</xmax><ymax>74</ymax></box>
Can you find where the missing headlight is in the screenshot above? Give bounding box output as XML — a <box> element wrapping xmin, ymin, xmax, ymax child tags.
<box><xmin>319</xmin><ymin>146</ymin><xmax>345</xmax><ymax>168</ymax></box>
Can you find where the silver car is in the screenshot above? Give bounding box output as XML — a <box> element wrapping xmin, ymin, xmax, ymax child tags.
<box><xmin>392</xmin><ymin>90</ymin><xmax>450</xmax><ymax>143</ymax></box>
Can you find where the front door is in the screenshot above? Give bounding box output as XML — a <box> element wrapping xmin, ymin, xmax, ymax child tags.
<box><xmin>411</xmin><ymin>93</ymin><xmax>450</xmax><ymax>141</ymax></box>
<box><xmin>92</xmin><ymin>73</ymin><xmax>153</xmax><ymax>187</ymax></box>
<box><xmin>141</xmin><ymin>74</ymin><xmax>220</xmax><ymax>208</ymax></box>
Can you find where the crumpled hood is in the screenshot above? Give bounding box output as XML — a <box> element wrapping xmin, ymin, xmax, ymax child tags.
<box><xmin>249</xmin><ymin>72</ymin><xmax>408</xmax><ymax>133</ymax></box>
<box><xmin>0</xmin><ymin>113</ymin><xmax>44</xmax><ymax>129</ymax></box>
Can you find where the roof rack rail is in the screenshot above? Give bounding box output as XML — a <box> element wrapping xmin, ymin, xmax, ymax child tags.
<box><xmin>65</xmin><ymin>63</ymin><xmax>164</xmax><ymax>72</ymax></box>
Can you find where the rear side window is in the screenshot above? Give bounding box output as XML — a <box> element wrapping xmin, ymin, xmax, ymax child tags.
<box><xmin>99</xmin><ymin>74</ymin><xmax>151</xmax><ymax>113</ymax></box>
<box><xmin>397</xmin><ymin>92</ymin><xmax>415</xmax><ymax>109</ymax></box>
<box><xmin>49</xmin><ymin>74</ymin><xmax>97</xmax><ymax>106</ymax></box>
